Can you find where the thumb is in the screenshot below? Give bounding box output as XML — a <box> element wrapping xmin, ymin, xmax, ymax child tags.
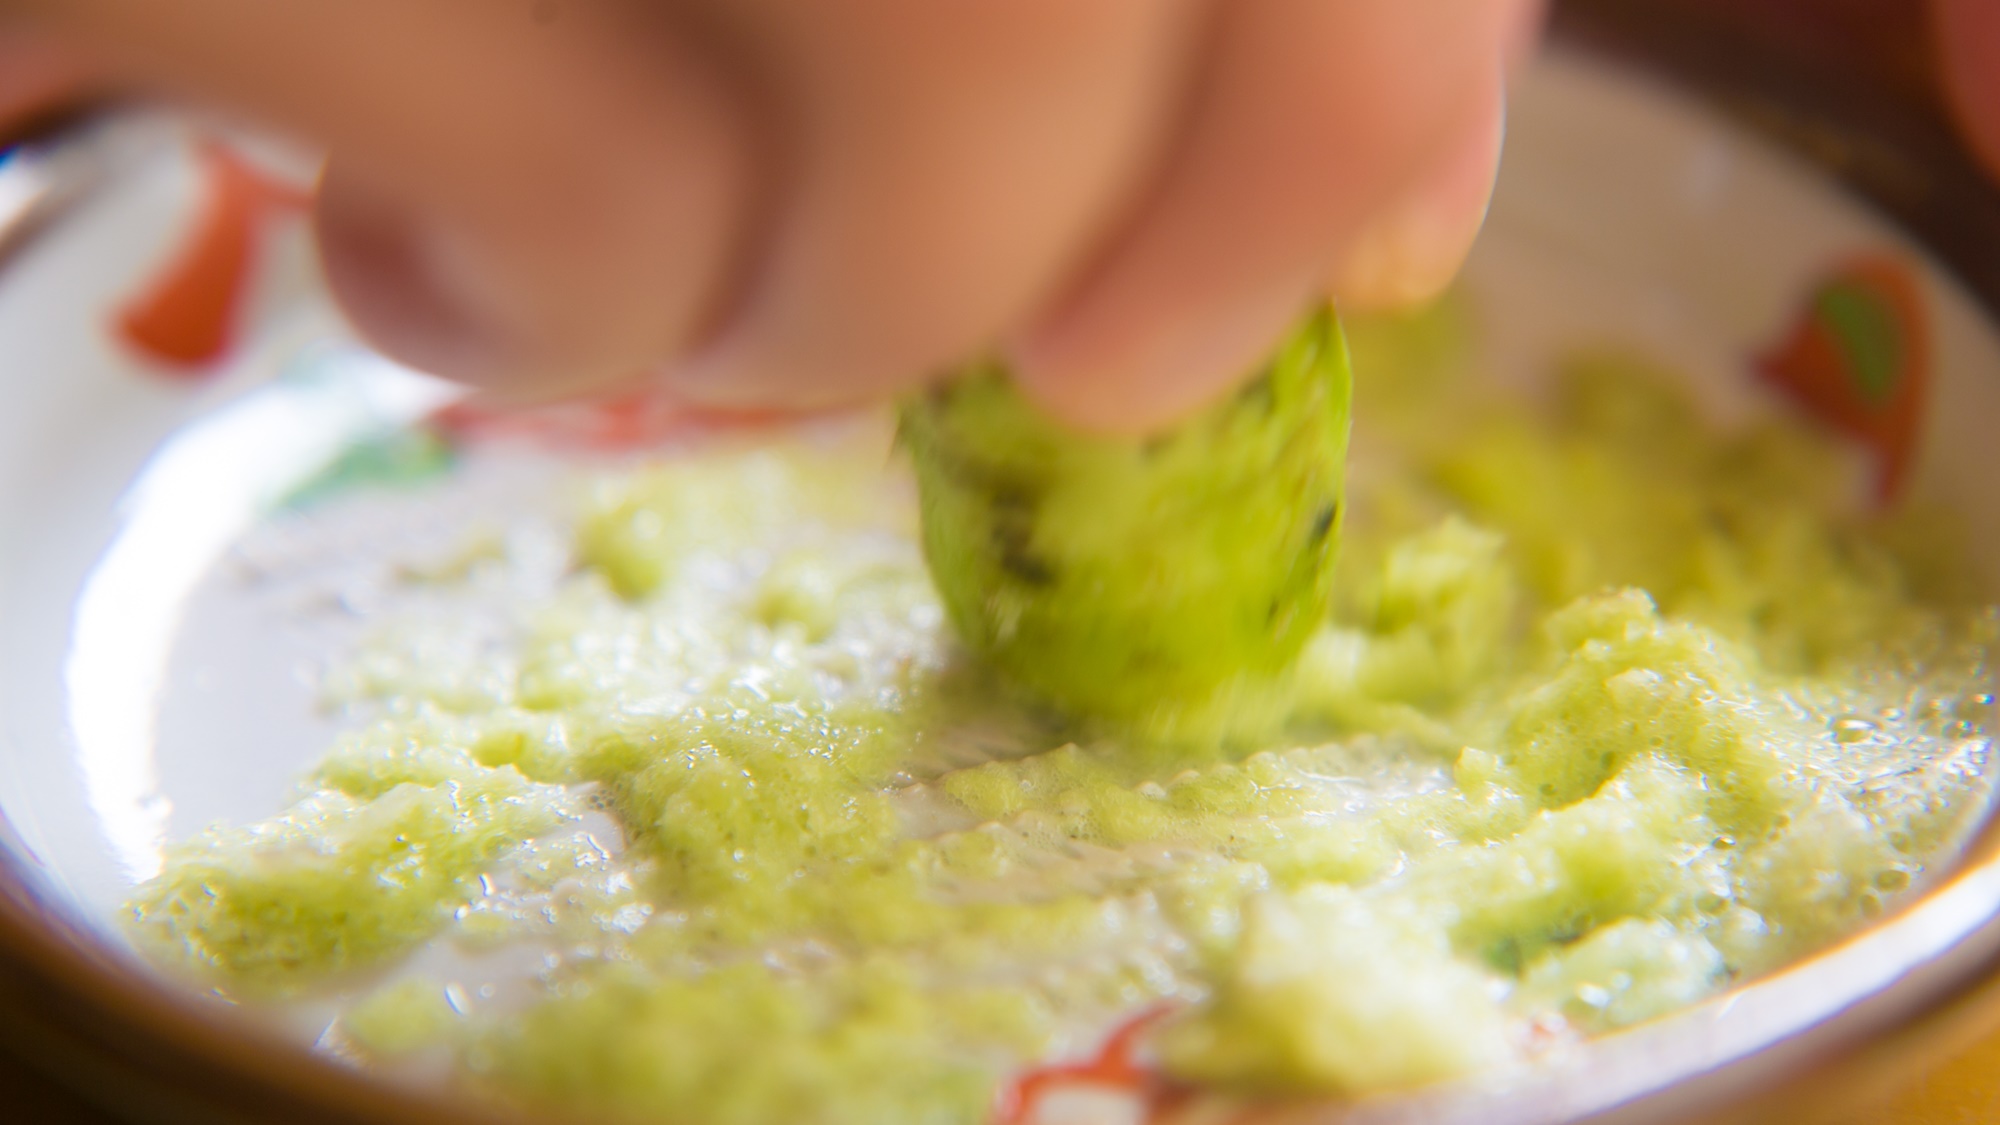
<box><xmin>3</xmin><ymin>0</ymin><xmax>761</xmax><ymax>393</ymax></box>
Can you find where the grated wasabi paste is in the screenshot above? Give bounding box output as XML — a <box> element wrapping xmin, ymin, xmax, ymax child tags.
<box><xmin>127</xmin><ymin>304</ymin><xmax>1997</xmax><ymax>1124</ymax></box>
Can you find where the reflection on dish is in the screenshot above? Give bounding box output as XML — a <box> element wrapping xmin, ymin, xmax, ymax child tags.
<box><xmin>65</xmin><ymin>349</ymin><xmax>454</xmax><ymax>880</ymax></box>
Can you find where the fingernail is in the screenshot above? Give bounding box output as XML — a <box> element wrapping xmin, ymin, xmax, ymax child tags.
<box><xmin>1013</xmin><ymin>271</ymin><xmax>1315</xmax><ymax>435</ymax></box>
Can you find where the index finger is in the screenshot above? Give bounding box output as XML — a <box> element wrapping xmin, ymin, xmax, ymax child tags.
<box><xmin>0</xmin><ymin>31</ymin><xmax>99</xmax><ymax>139</ymax></box>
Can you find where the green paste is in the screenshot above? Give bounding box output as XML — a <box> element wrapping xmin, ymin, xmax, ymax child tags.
<box><xmin>127</xmin><ymin>301</ymin><xmax>1997</xmax><ymax>1124</ymax></box>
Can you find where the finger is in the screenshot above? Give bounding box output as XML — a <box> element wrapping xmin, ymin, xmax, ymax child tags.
<box><xmin>1014</xmin><ymin>0</ymin><xmax>1533</xmax><ymax>434</ymax></box>
<box><xmin>1935</xmin><ymin>0</ymin><xmax>2000</xmax><ymax>180</ymax></box>
<box><xmin>8</xmin><ymin>0</ymin><xmax>758</xmax><ymax>392</ymax></box>
<box><xmin>0</xmin><ymin>31</ymin><xmax>102</xmax><ymax>133</ymax></box>
<box><xmin>1503</xmin><ymin>0</ymin><xmax>1550</xmax><ymax>71</ymax></box>
<box><xmin>661</xmin><ymin>0</ymin><xmax>1206</xmax><ymax>410</ymax></box>
<box><xmin>1328</xmin><ymin>87</ymin><xmax>1505</xmax><ymax>313</ymax></box>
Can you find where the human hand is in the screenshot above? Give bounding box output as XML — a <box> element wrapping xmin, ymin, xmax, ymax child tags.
<box><xmin>0</xmin><ymin>2</ymin><xmax>1533</xmax><ymax>432</ymax></box>
<box><xmin>1935</xmin><ymin>1</ymin><xmax>2000</xmax><ymax>185</ymax></box>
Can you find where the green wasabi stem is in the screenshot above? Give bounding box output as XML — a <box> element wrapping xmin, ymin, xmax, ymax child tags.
<box><xmin>901</xmin><ymin>307</ymin><xmax>1353</xmax><ymax>735</ymax></box>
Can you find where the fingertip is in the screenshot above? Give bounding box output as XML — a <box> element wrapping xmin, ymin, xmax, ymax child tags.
<box><xmin>1328</xmin><ymin>88</ymin><xmax>1504</xmax><ymax>313</ymax></box>
<box><xmin>28</xmin><ymin>1</ymin><xmax>762</xmax><ymax>402</ymax></box>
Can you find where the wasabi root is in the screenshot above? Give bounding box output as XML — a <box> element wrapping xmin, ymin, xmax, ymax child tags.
<box><xmin>901</xmin><ymin>307</ymin><xmax>1353</xmax><ymax>730</ymax></box>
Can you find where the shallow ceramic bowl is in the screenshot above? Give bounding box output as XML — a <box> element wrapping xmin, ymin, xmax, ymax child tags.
<box><xmin>5</xmin><ymin>17</ymin><xmax>2000</xmax><ymax>1125</ymax></box>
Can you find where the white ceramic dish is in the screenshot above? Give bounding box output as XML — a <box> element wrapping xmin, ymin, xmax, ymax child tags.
<box><xmin>5</xmin><ymin>48</ymin><xmax>2000</xmax><ymax>1125</ymax></box>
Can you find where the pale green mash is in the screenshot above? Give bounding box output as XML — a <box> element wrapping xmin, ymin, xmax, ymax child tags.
<box><xmin>127</xmin><ymin>303</ymin><xmax>1997</xmax><ymax>1125</ymax></box>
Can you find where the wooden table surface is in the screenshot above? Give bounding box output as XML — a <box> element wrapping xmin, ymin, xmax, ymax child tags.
<box><xmin>0</xmin><ymin>1027</ymin><xmax>1992</xmax><ymax>1125</ymax></box>
<box><xmin>1865</xmin><ymin>1035</ymin><xmax>2000</xmax><ymax>1125</ymax></box>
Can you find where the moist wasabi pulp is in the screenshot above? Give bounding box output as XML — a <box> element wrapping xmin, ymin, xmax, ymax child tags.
<box><xmin>128</xmin><ymin>304</ymin><xmax>1997</xmax><ymax>1124</ymax></box>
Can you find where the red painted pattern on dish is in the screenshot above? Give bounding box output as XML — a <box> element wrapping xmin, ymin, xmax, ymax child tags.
<box><xmin>115</xmin><ymin>140</ymin><xmax>310</xmax><ymax>372</ymax></box>
<box><xmin>433</xmin><ymin>386</ymin><xmax>795</xmax><ymax>453</ymax></box>
<box><xmin>1756</xmin><ymin>253</ymin><xmax>1929</xmax><ymax>503</ymax></box>
<box><xmin>993</xmin><ymin>1006</ymin><xmax>1190</xmax><ymax>1125</ymax></box>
